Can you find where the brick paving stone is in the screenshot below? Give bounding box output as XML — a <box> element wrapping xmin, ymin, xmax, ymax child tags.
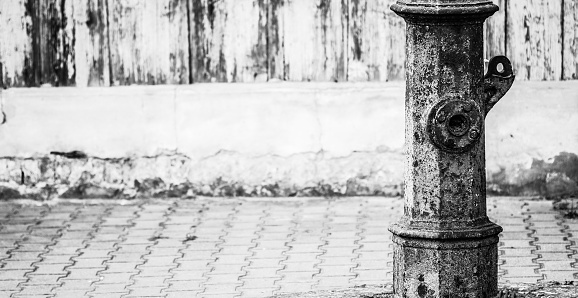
<box><xmin>315</xmin><ymin>276</ymin><xmax>354</xmax><ymax>290</ymax></box>
<box><xmin>500</xmin><ymin>248</ymin><xmax>536</xmax><ymax>257</ymax></box>
<box><xmin>179</xmin><ymin>251</ymin><xmax>216</xmax><ymax>261</ymax></box>
<box><xmin>243</xmin><ymin>267</ymin><xmax>280</xmax><ymax>279</ymax></box>
<box><xmin>173</xmin><ymin>260</ymin><xmax>211</xmax><ymax>271</ymax></box>
<box><xmin>130</xmin><ymin>276</ymin><xmax>168</xmax><ymax>288</ymax></box>
<box><xmin>165</xmin><ymin>291</ymin><xmax>202</xmax><ymax>297</ymax></box>
<box><xmin>96</xmin><ymin>272</ymin><xmax>134</xmax><ymax>284</ymax></box>
<box><xmin>125</xmin><ymin>286</ymin><xmax>166</xmax><ymax>296</ymax></box>
<box><xmin>318</xmin><ymin>255</ymin><xmax>357</xmax><ymax>267</ymax></box>
<box><xmin>502</xmin><ymin>267</ymin><xmax>542</xmax><ymax>277</ymax></box>
<box><xmin>283</xmin><ymin>253</ymin><xmax>320</xmax><ymax>263</ymax></box>
<box><xmin>541</xmin><ymin>271</ymin><xmax>578</xmax><ymax>281</ymax></box>
<box><xmin>317</xmin><ymin>265</ymin><xmax>355</xmax><ymax>276</ymax></box>
<box><xmin>250</xmin><ymin>249</ymin><xmax>286</xmax><ymax>259</ymax></box>
<box><xmin>70</xmin><ymin>258</ymin><xmax>107</xmax><ymax>269</ymax></box>
<box><xmin>238</xmin><ymin>288</ymin><xmax>278</xmax><ymax>297</ymax></box>
<box><xmin>278</xmin><ymin>272</ymin><xmax>316</xmax><ymax>283</ymax></box>
<box><xmin>17</xmin><ymin>285</ymin><xmax>57</xmax><ymax>295</ymax></box>
<box><xmin>352</xmin><ymin>269</ymin><xmax>392</xmax><ymax>281</ymax></box>
<box><xmin>26</xmin><ymin>274</ymin><xmax>66</xmax><ymax>285</ymax></box>
<box><xmin>210</xmin><ymin>264</ymin><xmax>246</xmax><ymax>275</ymax></box>
<box><xmin>165</xmin><ymin>280</ymin><xmax>203</xmax><ymax>291</ymax></box>
<box><xmin>239</xmin><ymin>277</ymin><xmax>279</xmax><ymax>289</ymax></box>
<box><xmin>90</xmin><ymin>283</ymin><xmax>129</xmax><ymax>293</ymax></box>
<box><xmin>76</xmin><ymin>250</ymin><xmax>113</xmax><ymax>260</ymax></box>
<box><xmin>539</xmin><ymin>260</ymin><xmax>577</xmax><ymax>271</ymax></box>
<box><xmin>502</xmin><ymin>276</ymin><xmax>542</xmax><ymax>283</ymax></box>
<box><xmin>0</xmin><ymin>269</ymin><xmax>33</xmax><ymax>280</ymax></box>
<box><xmin>134</xmin><ymin>266</ymin><xmax>173</xmax><ymax>277</ymax></box>
<box><xmin>536</xmin><ymin>243</ymin><xmax>573</xmax><ymax>252</ymax></box>
<box><xmin>140</xmin><ymin>256</ymin><xmax>177</xmax><ymax>267</ymax></box>
<box><xmin>287</xmin><ymin>244</ymin><xmax>321</xmax><ymax>253</ymax></box>
<box><xmin>276</xmin><ymin>282</ymin><xmax>316</xmax><ymax>293</ymax></box>
<box><xmin>1</xmin><ymin>197</ymin><xmax>578</xmax><ymax>297</ymax></box>
<box><xmin>279</xmin><ymin>262</ymin><xmax>317</xmax><ymax>273</ymax></box>
<box><xmin>0</xmin><ymin>280</ymin><xmax>22</xmax><ymax>291</ymax></box>
<box><xmin>204</xmin><ymin>274</ymin><xmax>243</xmax><ymax>284</ymax></box>
<box><xmin>170</xmin><ymin>270</ymin><xmax>207</xmax><ymax>281</ymax></box>
<box><xmin>1</xmin><ymin>260</ymin><xmax>36</xmax><ymax>270</ymax></box>
<box><xmin>500</xmin><ymin>257</ymin><xmax>538</xmax><ymax>267</ymax></box>
<box><xmin>247</xmin><ymin>258</ymin><xmax>284</xmax><ymax>268</ymax></box>
<box><xmin>64</xmin><ymin>268</ymin><xmax>103</xmax><ymax>280</ymax></box>
<box><xmin>321</xmin><ymin>247</ymin><xmax>357</xmax><ymax>257</ymax></box>
<box><xmin>537</xmin><ymin>252</ymin><xmax>574</xmax><ymax>260</ymax></box>
<box><xmin>53</xmin><ymin>290</ymin><xmax>92</xmax><ymax>298</ymax></box>
<box><xmin>102</xmin><ymin>262</ymin><xmax>140</xmax><ymax>273</ymax></box>
<box><xmin>499</xmin><ymin>232</ymin><xmax>533</xmax><ymax>240</ymax></box>
<box><xmin>57</xmin><ymin>279</ymin><xmax>97</xmax><ymax>290</ymax></box>
<box><xmin>201</xmin><ymin>283</ymin><xmax>240</xmax><ymax>295</ymax></box>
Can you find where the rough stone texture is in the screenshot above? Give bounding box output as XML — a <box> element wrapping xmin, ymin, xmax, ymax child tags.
<box><xmin>0</xmin><ymin>151</ymin><xmax>405</xmax><ymax>200</ymax></box>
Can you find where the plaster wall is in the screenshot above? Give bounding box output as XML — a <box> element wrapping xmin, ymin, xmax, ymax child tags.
<box><xmin>0</xmin><ymin>82</ymin><xmax>576</xmax><ymax>199</ymax></box>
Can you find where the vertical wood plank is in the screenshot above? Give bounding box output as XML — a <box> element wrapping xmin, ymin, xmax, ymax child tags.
<box><xmin>385</xmin><ymin>2</ymin><xmax>406</xmax><ymax>81</ymax></box>
<box><xmin>108</xmin><ymin>0</ymin><xmax>189</xmax><ymax>85</ymax></box>
<box><xmin>37</xmin><ymin>0</ymin><xmax>75</xmax><ymax>86</ymax></box>
<box><xmin>267</xmin><ymin>0</ymin><xmax>285</xmax><ymax>80</ymax></box>
<box><xmin>485</xmin><ymin>0</ymin><xmax>506</xmax><ymax>59</ymax></box>
<box><xmin>222</xmin><ymin>0</ymin><xmax>268</xmax><ymax>82</ymax></box>
<box><xmin>563</xmin><ymin>0</ymin><xmax>578</xmax><ymax>79</ymax></box>
<box><xmin>507</xmin><ymin>0</ymin><xmax>562</xmax><ymax>81</ymax></box>
<box><xmin>190</xmin><ymin>0</ymin><xmax>266</xmax><ymax>82</ymax></box>
<box><xmin>71</xmin><ymin>0</ymin><xmax>110</xmax><ymax>87</ymax></box>
<box><xmin>282</xmin><ymin>0</ymin><xmax>347</xmax><ymax>81</ymax></box>
<box><xmin>347</xmin><ymin>0</ymin><xmax>404</xmax><ymax>81</ymax></box>
<box><xmin>189</xmin><ymin>0</ymin><xmax>227</xmax><ymax>82</ymax></box>
<box><xmin>0</xmin><ymin>0</ymin><xmax>34</xmax><ymax>87</ymax></box>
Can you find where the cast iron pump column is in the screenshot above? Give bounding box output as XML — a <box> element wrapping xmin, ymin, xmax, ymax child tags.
<box><xmin>388</xmin><ymin>1</ymin><xmax>515</xmax><ymax>297</ymax></box>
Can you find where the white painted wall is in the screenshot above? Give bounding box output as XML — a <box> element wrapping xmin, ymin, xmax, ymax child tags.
<box><xmin>0</xmin><ymin>82</ymin><xmax>576</xmax><ymax>198</ymax></box>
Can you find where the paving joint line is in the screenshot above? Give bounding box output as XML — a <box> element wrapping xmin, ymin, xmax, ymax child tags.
<box><xmin>198</xmin><ymin>201</ymin><xmax>241</xmax><ymax>295</ymax></box>
<box><xmin>163</xmin><ymin>200</ymin><xmax>206</xmax><ymax>293</ymax></box>
<box><xmin>10</xmin><ymin>205</ymin><xmax>52</xmax><ymax>298</ymax></box>
<box><xmin>122</xmin><ymin>202</ymin><xmax>173</xmax><ymax>298</ymax></box>
<box><xmin>85</xmin><ymin>202</ymin><xmax>144</xmax><ymax>298</ymax></box>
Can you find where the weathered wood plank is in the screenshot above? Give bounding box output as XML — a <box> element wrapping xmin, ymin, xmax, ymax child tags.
<box><xmin>347</xmin><ymin>0</ymin><xmax>404</xmax><ymax>81</ymax></box>
<box><xmin>37</xmin><ymin>0</ymin><xmax>75</xmax><ymax>86</ymax></box>
<box><xmin>190</xmin><ymin>0</ymin><xmax>267</xmax><ymax>82</ymax></box>
<box><xmin>507</xmin><ymin>0</ymin><xmax>563</xmax><ymax>81</ymax></box>
<box><xmin>282</xmin><ymin>0</ymin><xmax>347</xmax><ymax>81</ymax></box>
<box><xmin>0</xmin><ymin>0</ymin><xmax>33</xmax><ymax>87</ymax></box>
<box><xmin>385</xmin><ymin>2</ymin><xmax>406</xmax><ymax>81</ymax></box>
<box><xmin>223</xmin><ymin>0</ymin><xmax>268</xmax><ymax>82</ymax></box>
<box><xmin>563</xmin><ymin>0</ymin><xmax>578</xmax><ymax>79</ymax></box>
<box><xmin>108</xmin><ymin>0</ymin><xmax>189</xmax><ymax>85</ymax></box>
<box><xmin>267</xmin><ymin>0</ymin><xmax>285</xmax><ymax>80</ymax></box>
<box><xmin>189</xmin><ymin>0</ymin><xmax>227</xmax><ymax>82</ymax></box>
<box><xmin>71</xmin><ymin>0</ymin><xmax>110</xmax><ymax>86</ymax></box>
<box><xmin>484</xmin><ymin>0</ymin><xmax>506</xmax><ymax>59</ymax></box>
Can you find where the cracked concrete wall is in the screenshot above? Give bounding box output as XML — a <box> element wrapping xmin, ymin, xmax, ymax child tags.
<box><xmin>0</xmin><ymin>82</ymin><xmax>576</xmax><ymax>199</ymax></box>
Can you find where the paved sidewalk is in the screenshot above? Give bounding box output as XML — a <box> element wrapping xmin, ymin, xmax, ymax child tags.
<box><xmin>0</xmin><ymin>197</ymin><xmax>576</xmax><ymax>298</ymax></box>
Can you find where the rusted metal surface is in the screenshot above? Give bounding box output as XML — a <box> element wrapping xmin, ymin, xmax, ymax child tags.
<box><xmin>389</xmin><ymin>0</ymin><xmax>514</xmax><ymax>297</ymax></box>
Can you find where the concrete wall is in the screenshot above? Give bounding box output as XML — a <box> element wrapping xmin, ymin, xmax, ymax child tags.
<box><xmin>0</xmin><ymin>82</ymin><xmax>576</xmax><ymax>199</ymax></box>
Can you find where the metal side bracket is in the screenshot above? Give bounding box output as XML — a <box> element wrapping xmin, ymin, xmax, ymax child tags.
<box><xmin>483</xmin><ymin>56</ymin><xmax>515</xmax><ymax>116</ymax></box>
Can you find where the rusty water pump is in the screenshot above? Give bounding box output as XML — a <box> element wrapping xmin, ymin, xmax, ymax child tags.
<box><xmin>388</xmin><ymin>1</ymin><xmax>515</xmax><ymax>297</ymax></box>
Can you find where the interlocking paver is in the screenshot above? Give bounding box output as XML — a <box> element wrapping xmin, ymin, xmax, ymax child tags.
<box><xmin>0</xmin><ymin>197</ymin><xmax>576</xmax><ymax>297</ymax></box>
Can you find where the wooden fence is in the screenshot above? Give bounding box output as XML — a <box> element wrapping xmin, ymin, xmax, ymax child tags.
<box><xmin>0</xmin><ymin>0</ymin><xmax>577</xmax><ymax>87</ymax></box>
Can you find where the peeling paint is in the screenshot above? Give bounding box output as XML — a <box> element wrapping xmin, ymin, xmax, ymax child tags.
<box><xmin>0</xmin><ymin>150</ymin><xmax>405</xmax><ymax>200</ymax></box>
<box><xmin>487</xmin><ymin>152</ymin><xmax>578</xmax><ymax>199</ymax></box>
